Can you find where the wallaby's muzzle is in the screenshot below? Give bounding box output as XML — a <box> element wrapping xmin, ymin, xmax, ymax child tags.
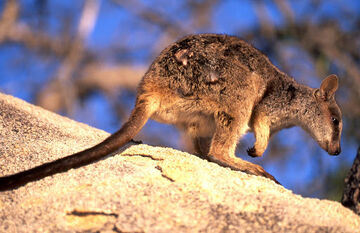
<box><xmin>318</xmin><ymin>140</ymin><xmax>341</xmax><ymax>156</ymax></box>
<box><xmin>327</xmin><ymin>142</ymin><xmax>341</xmax><ymax>156</ymax></box>
<box><xmin>328</xmin><ymin>147</ymin><xmax>341</xmax><ymax>156</ymax></box>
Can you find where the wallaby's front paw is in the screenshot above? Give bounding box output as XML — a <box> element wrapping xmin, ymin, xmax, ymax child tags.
<box><xmin>247</xmin><ymin>147</ymin><xmax>262</xmax><ymax>157</ymax></box>
<box><xmin>130</xmin><ymin>139</ymin><xmax>143</xmax><ymax>144</ymax></box>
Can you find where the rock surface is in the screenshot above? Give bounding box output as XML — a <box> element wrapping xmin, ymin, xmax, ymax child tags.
<box><xmin>0</xmin><ymin>92</ymin><xmax>359</xmax><ymax>233</ymax></box>
<box><xmin>342</xmin><ymin>148</ymin><xmax>360</xmax><ymax>215</ymax></box>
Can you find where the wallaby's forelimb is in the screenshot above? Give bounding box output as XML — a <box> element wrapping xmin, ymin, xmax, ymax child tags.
<box><xmin>247</xmin><ymin>112</ymin><xmax>270</xmax><ymax>157</ymax></box>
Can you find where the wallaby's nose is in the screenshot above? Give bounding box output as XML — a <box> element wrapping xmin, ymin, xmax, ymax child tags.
<box><xmin>327</xmin><ymin>142</ymin><xmax>341</xmax><ymax>155</ymax></box>
<box><xmin>334</xmin><ymin>147</ymin><xmax>341</xmax><ymax>155</ymax></box>
<box><xmin>329</xmin><ymin>146</ymin><xmax>341</xmax><ymax>156</ymax></box>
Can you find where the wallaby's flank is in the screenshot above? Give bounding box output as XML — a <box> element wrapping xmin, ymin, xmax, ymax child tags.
<box><xmin>0</xmin><ymin>34</ymin><xmax>342</xmax><ymax>191</ymax></box>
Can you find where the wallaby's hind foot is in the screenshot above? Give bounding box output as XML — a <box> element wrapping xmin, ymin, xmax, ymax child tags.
<box><xmin>208</xmin><ymin>155</ymin><xmax>279</xmax><ymax>184</ymax></box>
<box><xmin>190</xmin><ymin>136</ymin><xmax>278</xmax><ymax>183</ymax></box>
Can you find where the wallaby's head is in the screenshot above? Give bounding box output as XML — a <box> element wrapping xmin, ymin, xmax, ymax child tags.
<box><xmin>303</xmin><ymin>75</ymin><xmax>342</xmax><ymax>155</ymax></box>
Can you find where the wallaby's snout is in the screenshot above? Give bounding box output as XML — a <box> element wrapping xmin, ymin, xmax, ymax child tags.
<box><xmin>332</xmin><ymin>147</ymin><xmax>341</xmax><ymax>156</ymax></box>
<box><xmin>317</xmin><ymin>139</ymin><xmax>341</xmax><ymax>156</ymax></box>
<box><xmin>327</xmin><ymin>141</ymin><xmax>341</xmax><ymax>156</ymax></box>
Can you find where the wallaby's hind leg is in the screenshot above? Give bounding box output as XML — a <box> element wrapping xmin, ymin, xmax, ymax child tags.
<box><xmin>192</xmin><ymin>136</ymin><xmax>212</xmax><ymax>159</ymax></box>
<box><xmin>208</xmin><ymin>110</ymin><xmax>279</xmax><ymax>183</ymax></box>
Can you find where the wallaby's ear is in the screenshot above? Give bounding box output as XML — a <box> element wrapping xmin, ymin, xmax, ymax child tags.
<box><xmin>315</xmin><ymin>74</ymin><xmax>338</xmax><ymax>101</ymax></box>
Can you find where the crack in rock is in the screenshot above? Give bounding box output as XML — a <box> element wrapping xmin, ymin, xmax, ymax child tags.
<box><xmin>155</xmin><ymin>165</ymin><xmax>175</xmax><ymax>182</ymax></box>
<box><xmin>122</xmin><ymin>153</ymin><xmax>164</xmax><ymax>161</ymax></box>
<box><xmin>65</xmin><ymin>210</ymin><xmax>118</xmax><ymax>231</ymax></box>
<box><xmin>67</xmin><ymin>210</ymin><xmax>118</xmax><ymax>217</ymax></box>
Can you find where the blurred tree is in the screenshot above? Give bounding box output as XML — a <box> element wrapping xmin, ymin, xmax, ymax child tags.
<box><xmin>0</xmin><ymin>0</ymin><xmax>359</xmax><ymax>199</ymax></box>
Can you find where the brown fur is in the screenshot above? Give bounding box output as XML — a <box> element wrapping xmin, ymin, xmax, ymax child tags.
<box><xmin>0</xmin><ymin>34</ymin><xmax>342</xmax><ymax>190</ymax></box>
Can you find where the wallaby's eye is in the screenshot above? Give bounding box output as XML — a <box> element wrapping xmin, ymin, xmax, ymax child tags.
<box><xmin>331</xmin><ymin>117</ymin><xmax>339</xmax><ymax>126</ymax></box>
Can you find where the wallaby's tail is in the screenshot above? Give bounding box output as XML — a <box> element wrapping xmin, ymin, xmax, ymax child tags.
<box><xmin>0</xmin><ymin>94</ymin><xmax>159</xmax><ymax>191</ymax></box>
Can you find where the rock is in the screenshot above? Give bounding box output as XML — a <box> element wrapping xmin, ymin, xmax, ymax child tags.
<box><xmin>342</xmin><ymin>148</ymin><xmax>360</xmax><ymax>215</ymax></box>
<box><xmin>0</xmin><ymin>92</ymin><xmax>359</xmax><ymax>233</ymax></box>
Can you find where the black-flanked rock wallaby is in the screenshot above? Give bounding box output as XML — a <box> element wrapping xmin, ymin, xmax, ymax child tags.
<box><xmin>0</xmin><ymin>34</ymin><xmax>342</xmax><ymax>191</ymax></box>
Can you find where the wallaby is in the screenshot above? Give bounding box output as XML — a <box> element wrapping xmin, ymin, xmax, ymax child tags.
<box><xmin>0</xmin><ymin>34</ymin><xmax>342</xmax><ymax>191</ymax></box>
